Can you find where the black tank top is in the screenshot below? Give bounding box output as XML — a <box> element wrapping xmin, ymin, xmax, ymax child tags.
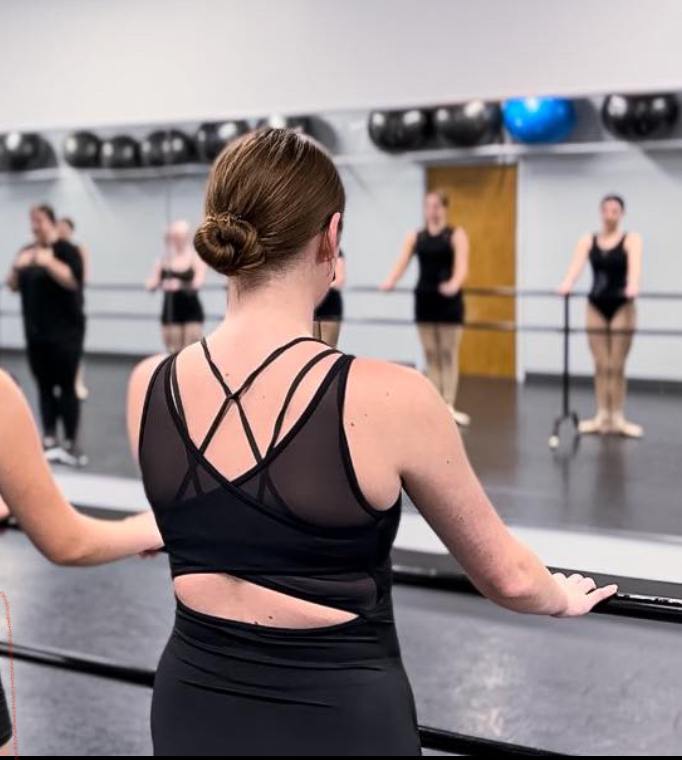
<box><xmin>161</xmin><ymin>267</ymin><xmax>195</xmax><ymax>284</ymax></box>
<box><xmin>414</xmin><ymin>226</ymin><xmax>455</xmax><ymax>292</ymax></box>
<box><xmin>589</xmin><ymin>233</ymin><xmax>628</xmax><ymax>301</ymax></box>
<box><xmin>138</xmin><ymin>338</ymin><xmax>401</xmax><ymax>621</ymax></box>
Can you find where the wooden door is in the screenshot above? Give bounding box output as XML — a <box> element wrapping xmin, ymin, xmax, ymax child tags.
<box><xmin>427</xmin><ymin>165</ymin><xmax>517</xmax><ymax>378</ymax></box>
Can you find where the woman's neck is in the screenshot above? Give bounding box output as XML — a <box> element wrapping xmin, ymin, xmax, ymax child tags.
<box><xmin>600</xmin><ymin>225</ymin><xmax>621</xmax><ymax>237</ymax></box>
<box><xmin>219</xmin><ymin>276</ymin><xmax>316</xmax><ymax>346</ymax></box>
<box><xmin>427</xmin><ymin>221</ymin><xmax>447</xmax><ymax>235</ymax></box>
<box><xmin>37</xmin><ymin>230</ymin><xmax>59</xmax><ymax>246</ymax></box>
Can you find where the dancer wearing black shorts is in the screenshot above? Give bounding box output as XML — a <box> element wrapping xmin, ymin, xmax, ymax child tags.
<box><xmin>147</xmin><ymin>220</ymin><xmax>206</xmax><ymax>352</ymax></box>
<box><xmin>382</xmin><ymin>190</ymin><xmax>470</xmax><ymax>426</ymax></box>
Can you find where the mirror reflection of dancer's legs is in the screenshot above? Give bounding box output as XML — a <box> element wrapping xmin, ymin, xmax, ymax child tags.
<box><xmin>437</xmin><ymin>324</ymin><xmax>466</xmax><ymax>424</ymax></box>
<box><xmin>315</xmin><ymin>320</ymin><xmax>342</xmax><ymax>349</ymax></box>
<box><xmin>581</xmin><ymin>303</ymin><xmax>611</xmax><ymax>434</ymax></box>
<box><xmin>609</xmin><ymin>302</ymin><xmax>641</xmax><ymax>437</ymax></box>
<box><xmin>581</xmin><ymin>301</ymin><xmax>642</xmax><ymax>437</ymax></box>
<box><xmin>417</xmin><ymin>323</ymin><xmax>444</xmax><ymax>396</ymax></box>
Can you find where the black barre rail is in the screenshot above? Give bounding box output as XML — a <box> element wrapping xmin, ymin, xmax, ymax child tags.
<box><xmin>0</xmin><ymin>641</ymin><xmax>568</xmax><ymax>756</ymax></box>
<box><xmin>2</xmin><ymin>517</ymin><xmax>680</xmax><ymax>626</ymax></box>
<box><xmin>0</xmin><ymin>522</ymin><xmax>678</xmax><ymax>754</ymax></box>
<box><xmin>1</xmin><ymin>308</ymin><xmax>682</xmax><ymax>338</ymax></box>
<box><xmin>2</xmin><ymin>282</ymin><xmax>682</xmax><ymax>299</ymax></box>
<box><xmin>392</xmin><ymin>565</ymin><xmax>682</xmax><ymax>625</ymax></box>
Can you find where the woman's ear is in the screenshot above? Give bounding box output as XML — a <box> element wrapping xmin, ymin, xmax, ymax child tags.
<box><xmin>328</xmin><ymin>212</ymin><xmax>342</xmax><ymax>257</ymax></box>
<box><xmin>316</xmin><ymin>212</ymin><xmax>343</xmax><ymax>263</ymax></box>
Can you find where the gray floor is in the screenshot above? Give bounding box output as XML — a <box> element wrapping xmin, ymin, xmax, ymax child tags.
<box><xmin>0</xmin><ymin>530</ymin><xmax>680</xmax><ymax>756</ymax></box>
<box><xmin>1</xmin><ymin>351</ymin><xmax>681</xmax><ymax>537</ymax></box>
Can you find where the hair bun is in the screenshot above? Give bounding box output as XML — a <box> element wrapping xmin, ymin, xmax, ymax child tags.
<box><xmin>194</xmin><ymin>212</ymin><xmax>264</xmax><ymax>277</ymax></box>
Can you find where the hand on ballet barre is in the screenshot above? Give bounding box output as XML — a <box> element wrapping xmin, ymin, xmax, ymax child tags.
<box><xmin>624</xmin><ymin>284</ymin><xmax>639</xmax><ymax>299</ymax></box>
<box><xmin>551</xmin><ymin>572</ymin><xmax>618</xmax><ymax>617</ymax></box>
<box><xmin>379</xmin><ymin>279</ymin><xmax>397</xmax><ymax>292</ymax></box>
<box><xmin>556</xmin><ymin>282</ymin><xmax>573</xmax><ymax>296</ymax></box>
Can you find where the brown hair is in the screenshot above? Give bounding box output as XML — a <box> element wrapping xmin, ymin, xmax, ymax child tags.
<box><xmin>426</xmin><ymin>189</ymin><xmax>449</xmax><ymax>208</ymax></box>
<box><xmin>31</xmin><ymin>204</ymin><xmax>57</xmax><ymax>225</ymax></box>
<box><xmin>194</xmin><ymin>129</ymin><xmax>345</xmax><ymax>284</ymax></box>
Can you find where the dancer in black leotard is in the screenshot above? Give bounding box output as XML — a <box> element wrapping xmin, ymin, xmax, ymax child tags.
<box><xmin>313</xmin><ymin>249</ymin><xmax>344</xmax><ymax>347</ymax></box>
<box><xmin>128</xmin><ymin>129</ymin><xmax>615</xmax><ymax>757</ymax></box>
<box><xmin>382</xmin><ymin>190</ymin><xmax>470</xmax><ymax>426</ymax></box>
<box><xmin>559</xmin><ymin>195</ymin><xmax>643</xmax><ymax>437</ymax></box>
<box><xmin>147</xmin><ymin>220</ymin><xmax>206</xmax><ymax>352</ymax></box>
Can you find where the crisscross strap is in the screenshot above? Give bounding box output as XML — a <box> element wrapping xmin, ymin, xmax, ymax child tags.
<box><xmin>198</xmin><ymin>336</ymin><xmax>325</xmax><ymax>461</ymax></box>
<box><xmin>170</xmin><ymin>335</ymin><xmax>340</xmax><ymax>502</ymax></box>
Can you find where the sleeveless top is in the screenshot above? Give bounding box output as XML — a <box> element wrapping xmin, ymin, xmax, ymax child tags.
<box><xmin>160</xmin><ymin>267</ymin><xmax>195</xmax><ymax>284</ymax></box>
<box><xmin>138</xmin><ymin>337</ymin><xmax>402</xmax><ymax>622</ymax></box>
<box><xmin>414</xmin><ymin>226</ymin><xmax>456</xmax><ymax>292</ymax></box>
<box><xmin>588</xmin><ymin>233</ymin><xmax>628</xmax><ymax>301</ymax></box>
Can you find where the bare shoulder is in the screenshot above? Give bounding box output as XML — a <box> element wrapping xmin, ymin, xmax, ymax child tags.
<box><xmin>453</xmin><ymin>226</ymin><xmax>468</xmax><ymax>243</ymax></box>
<box><xmin>127</xmin><ymin>354</ymin><xmax>168</xmax><ymax>455</ymax></box>
<box><xmin>345</xmin><ymin>357</ymin><xmax>441</xmax><ymax>429</ymax></box>
<box><xmin>130</xmin><ymin>353</ymin><xmax>167</xmax><ymax>386</ymax></box>
<box><xmin>624</xmin><ymin>231</ymin><xmax>642</xmax><ymax>248</ymax></box>
<box><xmin>127</xmin><ymin>355</ymin><xmax>167</xmax><ymax>416</ymax></box>
<box><xmin>0</xmin><ymin>370</ymin><xmax>22</xmax><ymax>407</ymax></box>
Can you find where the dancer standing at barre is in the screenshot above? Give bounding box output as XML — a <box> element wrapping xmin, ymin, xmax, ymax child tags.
<box><xmin>382</xmin><ymin>190</ymin><xmax>470</xmax><ymax>426</ymax></box>
<box><xmin>558</xmin><ymin>194</ymin><xmax>643</xmax><ymax>438</ymax></box>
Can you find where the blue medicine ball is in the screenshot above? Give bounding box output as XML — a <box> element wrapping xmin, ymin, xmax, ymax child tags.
<box><xmin>503</xmin><ymin>97</ymin><xmax>576</xmax><ymax>143</ymax></box>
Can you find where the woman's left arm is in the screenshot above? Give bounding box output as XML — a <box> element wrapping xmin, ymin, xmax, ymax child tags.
<box><xmin>192</xmin><ymin>253</ymin><xmax>207</xmax><ymax>290</ymax></box>
<box><xmin>440</xmin><ymin>227</ymin><xmax>469</xmax><ymax>296</ymax></box>
<box><xmin>0</xmin><ymin>371</ymin><xmax>162</xmax><ymax>565</ymax></box>
<box><xmin>36</xmin><ymin>247</ymin><xmax>80</xmax><ymax>291</ymax></box>
<box><xmin>625</xmin><ymin>232</ymin><xmax>642</xmax><ymax>298</ymax></box>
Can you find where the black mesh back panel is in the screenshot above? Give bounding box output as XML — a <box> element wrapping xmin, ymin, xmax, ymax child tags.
<box><xmin>139</xmin><ymin>341</ymin><xmax>402</xmax><ymax>619</ymax></box>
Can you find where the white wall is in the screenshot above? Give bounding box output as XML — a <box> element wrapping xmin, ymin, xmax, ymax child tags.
<box><xmin>2</xmin><ymin>0</ymin><xmax>682</xmax><ymax>130</ymax></box>
<box><xmin>519</xmin><ymin>152</ymin><xmax>682</xmax><ymax>380</ymax></box>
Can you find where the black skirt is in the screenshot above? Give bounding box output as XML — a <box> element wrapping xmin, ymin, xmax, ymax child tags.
<box><xmin>414</xmin><ymin>290</ymin><xmax>464</xmax><ymax>325</ymax></box>
<box><xmin>0</xmin><ymin>674</ymin><xmax>12</xmax><ymax>746</ymax></box>
<box><xmin>151</xmin><ymin>597</ymin><xmax>421</xmax><ymax>756</ymax></box>
<box><xmin>314</xmin><ymin>288</ymin><xmax>343</xmax><ymax>321</ymax></box>
<box><xmin>161</xmin><ymin>291</ymin><xmax>205</xmax><ymax>326</ymax></box>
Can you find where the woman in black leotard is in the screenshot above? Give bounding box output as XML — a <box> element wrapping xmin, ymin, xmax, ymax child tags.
<box><xmin>313</xmin><ymin>249</ymin><xmax>345</xmax><ymax>347</ymax></box>
<box><xmin>127</xmin><ymin>129</ymin><xmax>615</xmax><ymax>757</ymax></box>
<box><xmin>0</xmin><ymin>372</ymin><xmax>162</xmax><ymax>756</ymax></box>
<box><xmin>147</xmin><ymin>220</ymin><xmax>206</xmax><ymax>352</ymax></box>
<box><xmin>559</xmin><ymin>195</ymin><xmax>643</xmax><ymax>438</ymax></box>
<box><xmin>382</xmin><ymin>191</ymin><xmax>470</xmax><ymax>427</ymax></box>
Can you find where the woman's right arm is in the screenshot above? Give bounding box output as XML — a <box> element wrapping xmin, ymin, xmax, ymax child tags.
<box><xmin>380</xmin><ymin>366</ymin><xmax>616</xmax><ymax>616</ymax></box>
<box><xmin>6</xmin><ymin>248</ymin><xmax>31</xmax><ymax>291</ymax></box>
<box><xmin>558</xmin><ymin>234</ymin><xmax>592</xmax><ymax>294</ymax></box>
<box><xmin>0</xmin><ymin>371</ymin><xmax>162</xmax><ymax>565</ymax></box>
<box><xmin>380</xmin><ymin>232</ymin><xmax>417</xmax><ymax>291</ymax></box>
<box><xmin>127</xmin><ymin>355</ymin><xmax>168</xmax><ymax>465</ymax></box>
